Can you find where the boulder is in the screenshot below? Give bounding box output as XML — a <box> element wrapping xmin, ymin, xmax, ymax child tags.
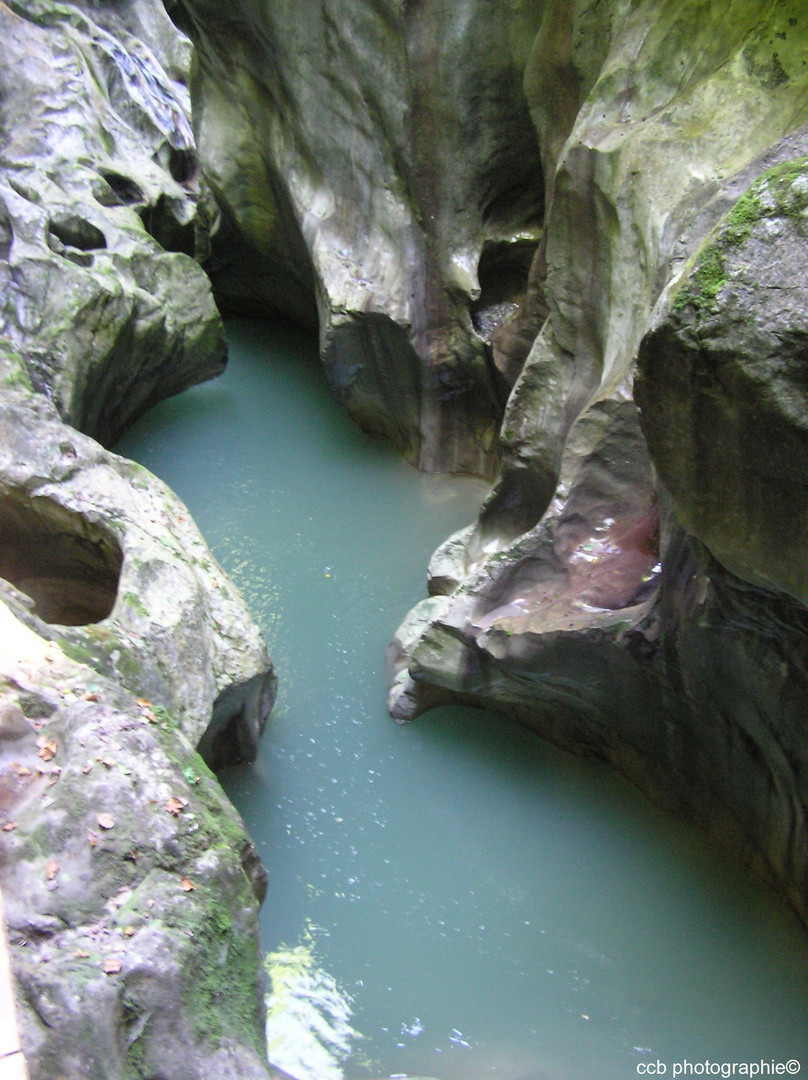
<box><xmin>0</xmin><ymin>608</ymin><xmax>271</xmax><ymax>1080</ymax></box>
<box><xmin>637</xmin><ymin>155</ymin><xmax>808</xmax><ymax>605</ymax></box>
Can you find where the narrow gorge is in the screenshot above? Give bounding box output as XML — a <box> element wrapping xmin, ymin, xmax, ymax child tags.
<box><xmin>1</xmin><ymin>1</ymin><xmax>808</xmax><ymax>1078</ymax></box>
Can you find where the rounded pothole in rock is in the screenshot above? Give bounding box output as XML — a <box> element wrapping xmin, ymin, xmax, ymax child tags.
<box><xmin>0</xmin><ymin>491</ymin><xmax>123</xmax><ymax>626</ymax></box>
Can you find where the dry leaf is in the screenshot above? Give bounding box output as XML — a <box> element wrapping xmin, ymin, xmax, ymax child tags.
<box><xmin>97</xmin><ymin>813</ymin><xmax>115</xmax><ymax>830</ymax></box>
<box><xmin>165</xmin><ymin>796</ymin><xmax>187</xmax><ymax>817</ymax></box>
<box><xmin>143</xmin><ymin>710</ymin><xmax>157</xmax><ymax>724</ymax></box>
<box><xmin>74</xmin><ymin>949</ymin><xmax>90</xmax><ymax>959</ymax></box>
<box><xmin>123</xmin><ymin>926</ymin><xmax>136</xmax><ymax>938</ymax></box>
<box><xmin>96</xmin><ymin>754</ymin><xmax>116</xmax><ymax>769</ymax></box>
<box><xmin>103</xmin><ymin>957</ymin><xmax>122</xmax><ymax>975</ymax></box>
<box><xmin>82</xmin><ymin>762</ymin><xmax>93</xmax><ymax>774</ymax></box>
<box><xmin>82</xmin><ymin>692</ymin><xmax>99</xmax><ymax>702</ymax></box>
<box><xmin>45</xmin><ymin>860</ymin><xmax>59</xmax><ymax>880</ymax></box>
<box><xmin>87</xmin><ymin>829</ymin><xmax>98</xmax><ymax>847</ymax></box>
<box><xmin>136</xmin><ymin>698</ymin><xmax>152</xmax><ymax>708</ymax></box>
<box><xmin>180</xmin><ymin>877</ymin><xmax>195</xmax><ymax>892</ymax></box>
<box><xmin>11</xmin><ymin>763</ymin><xmax>32</xmax><ymax>777</ymax></box>
<box><xmin>2</xmin><ymin>822</ymin><xmax>18</xmax><ymax>832</ymax></box>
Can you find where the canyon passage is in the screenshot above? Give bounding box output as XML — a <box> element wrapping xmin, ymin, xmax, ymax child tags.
<box><xmin>117</xmin><ymin>319</ymin><xmax>808</xmax><ymax>1080</ymax></box>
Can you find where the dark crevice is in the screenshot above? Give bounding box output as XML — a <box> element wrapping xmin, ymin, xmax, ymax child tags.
<box><xmin>48</xmin><ymin>214</ymin><xmax>107</xmax><ymax>252</ymax></box>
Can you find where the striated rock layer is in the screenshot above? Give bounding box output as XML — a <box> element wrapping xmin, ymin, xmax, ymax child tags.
<box><xmin>388</xmin><ymin>1</ymin><xmax>808</xmax><ymax>928</ymax></box>
<box><xmin>0</xmin><ymin>2</ymin><xmax>275</xmax><ymax>1076</ymax></box>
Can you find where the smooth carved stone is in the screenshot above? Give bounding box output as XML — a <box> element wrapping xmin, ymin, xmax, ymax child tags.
<box><xmin>0</xmin><ymin>395</ymin><xmax>276</xmax><ymax>770</ymax></box>
<box><xmin>177</xmin><ymin>0</ymin><xmax>546</xmax><ymax>477</ymax></box>
<box><xmin>475</xmin><ymin>0</ymin><xmax>808</xmax><ymax>555</ymax></box>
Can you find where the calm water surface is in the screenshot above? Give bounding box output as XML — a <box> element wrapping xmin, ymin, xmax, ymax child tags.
<box><xmin>117</xmin><ymin>319</ymin><xmax>808</xmax><ymax>1080</ymax></box>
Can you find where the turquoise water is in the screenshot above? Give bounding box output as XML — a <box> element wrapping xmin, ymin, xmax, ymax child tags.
<box><xmin>116</xmin><ymin>318</ymin><xmax>808</xmax><ymax>1080</ymax></box>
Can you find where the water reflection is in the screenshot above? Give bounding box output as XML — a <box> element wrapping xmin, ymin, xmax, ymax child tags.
<box><xmin>265</xmin><ymin>925</ymin><xmax>364</xmax><ymax>1080</ymax></box>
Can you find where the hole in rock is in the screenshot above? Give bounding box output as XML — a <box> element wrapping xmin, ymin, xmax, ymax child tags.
<box><xmin>0</xmin><ymin>492</ymin><xmax>123</xmax><ymax>626</ymax></box>
<box><xmin>472</xmin><ymin>238</ymin><xmax>537</xmax><ymax>341</ymax></box>
<box><xmin>138</xmin><ymin>193</ymin><xmax>195</xmax><ymax>256</ymax></box>
<box><xmin>0</xmin><ymin>200</ymin><xmax>12</xmax><ymax>261</ymax></box>
<box><xmin>96</xmin><ymin>170</ymin><xmax>146</xmax><ymax>208</ymax></box>
<box><xmin>48</xmin><ymin>214</ymin><xmax>107</xmax><ymax>252</ymax></box>
<box><xmin>153</xmin><ymin>143</ymin><xmax>197</xmax><ymax>186</ymax></box>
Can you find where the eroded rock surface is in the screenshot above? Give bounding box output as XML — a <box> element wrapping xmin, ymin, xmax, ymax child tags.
<box><xmin>637</xmin><ymin>155</ymin><xmax>808</xmax><ymax>605</ymax></box>
<box><xmin>174</xmin><ymin>0</ymin><xmax>546</xmax><ymax>477</ymax></box>
<box><xmin>0</xmin><ymin>0</ymin><xmax>225</xmax><ymax>445</ymax></box>
<box><xmin>389</xmin><ymin>1</ymin><xmax>808</xmax><ymax>927</ymax></box>
<box><xmin>0</xmin><ymin>2</ymin><xmax>276</xmax><ymax>1075</ymax></box>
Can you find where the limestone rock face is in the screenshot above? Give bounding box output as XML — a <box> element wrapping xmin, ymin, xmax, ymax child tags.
<box><xmin>0</xmin><ymin>614</ymin><xmax>270</xmax><ymax>1080</ymax></box>
<box><xmin>389</xmin><ymin>1</ymin><xmax>808</xmax><ymax>926</ymax></box>
<box><xmin>175</xmin><ymin>0</ymin><xmax>546</xmax><ymax>477</ymax></box>
<box><xmin>0</xmin><ymin>2</ymin><xmax>276</xmax><ymax>1075</ymax></box>
<box><xmin>0</xmin><ymin>393</ymin><xmax>276</xmax><ymax>770</ymax></box>
<box><xmin>637</xmin><ymin>156</ymin><xmax>808</xmax><ymax>605</ymax></box>
<box><xmin>0</xmin><ymin>0</ymin><xmax>226</xmax><ymax>446</ymax></box>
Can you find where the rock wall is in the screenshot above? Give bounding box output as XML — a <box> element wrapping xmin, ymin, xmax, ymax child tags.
<box><xmin>172</xmin><ymin>0</ymin><xmax>547</xmax><ymax>477</ymax></box>
<box><xmin>0</xmin><ymin>2</ymin><xmax>275</xmax><ymax>1076</ymax></box>
<box><xmin>386</xmin><ymin>0</ymin><xmax>808</xmax><ymax>927</ymax></box>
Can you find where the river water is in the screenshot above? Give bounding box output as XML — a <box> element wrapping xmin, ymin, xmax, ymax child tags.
<box><xmin>116</xmin><ymin>318</ymin><xmax>808</xmax><ymax>1080</ymax></box>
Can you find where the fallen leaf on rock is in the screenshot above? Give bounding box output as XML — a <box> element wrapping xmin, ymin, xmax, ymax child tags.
<box><xmin>103</xmin><ymin>957</ymin><xmax>122</xmax><ymax>975</ymax></box>
<box><xmin>180</xmin><ymin>877</ymin><xmax>195</xmax><ymax>892</ymax></box>
<box><xmin>165</xmin><ymin>796</ymin><xmax>187</xmax><ymax>817</ymax></box>
<box><xmin>136</xmin><ymin>698</ymin><xmax>152</xmax><ymax>708</ymax></box>
<box><xmin>81</xmin><ymin>692</ymin><xmax>99</xmax><ymax>702</ymax></box>
<box><xmin>123</xmin><ymin>926</ymin><xmax>136</xmax><ymax>937</ymax></box>
<box><xmin>74</xmin><ymin>950</ymin><xmax>90</xmax><ymax>959</ymax></box>
<box><xmin>45</xmin><ymin>860</ymin><xmax>59</xmax><ymax>880</ymax></box>
<box><xmin>82</xmin><ymin>762</ymin><xmax>93</xmax><ymax>774</ymax></box>
<box><xmin>10</xmin><ymin>763</ymin><xmax>32</xmax><ymax>777</ymax></box>
<box><xmin>2</xmin><ymin>822</ymin><xmax>18</xmax><ymax>832</ymax></box>
<box><xmin>97</xmin><ymin>813</ymin><xmax>115</xmax><ymax>830</ymax></box>
<box><xmin>87</xmin><ymin>829</ymin><xmax>98</xmax><ymax>847</ymax></box>
<box><xmin>96</xmin><ymin>754</ymin><xmax>116</xmax><ymax>768</ymax></box>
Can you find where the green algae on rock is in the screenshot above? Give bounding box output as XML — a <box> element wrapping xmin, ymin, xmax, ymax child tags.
<box><xmin>0</xmin><ymin>612</ymin><xmax>270</xmax><ymax>1079</ymax></box>
<box><xmin>637</xmin><ymin>155</ymin><xmax>808</xmax><ymax>605</ymax></box>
